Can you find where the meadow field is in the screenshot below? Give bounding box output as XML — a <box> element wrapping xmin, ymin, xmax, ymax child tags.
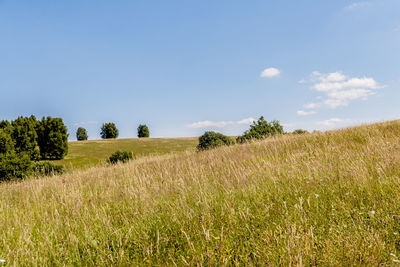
<box><xmin>55</xmin><ymin>137</ymin><xmax>198</xmax><ymax>169</ymax></box>
<box><xmin>1</xmin><ymin>121</ymin><xmax>400</xmax><ymax>265</ymax></box>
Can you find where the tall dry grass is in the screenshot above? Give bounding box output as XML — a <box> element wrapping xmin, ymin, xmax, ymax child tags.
<box><xmin>1</xmin><ymin>121</ymin><xmax>400</xmax><ymax>265</ymax></box>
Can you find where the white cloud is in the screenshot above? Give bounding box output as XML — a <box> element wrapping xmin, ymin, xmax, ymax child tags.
<box><xmin>313</xmin><ymin>77</ymin><xmax>380</xmax><ymax>92</ymax></box>
<box><xmin>322</xmin><ymin>72</ymin><xmax>346</xmax><ymax>82</ymax></box>
<box><xmin>303</xmin><ymin>102</ymin><xmax>320</xmax><ymax>109</ymax></box>
<box><xmin>344</xmin><ymin>1</ymin><xmax>372</xmax><ymax>10</ymax></box>
<box><xmin>323</xmin><ymin>99</ymin><xmax>348</xmax><ymax>108</ymax></box>
<box><xmin>237</xmin><ymin>117</ymin><xmax>255</xmax><ymax>124</ymax></box>
<box><xmin>281</xmin><ymin>123</ymin><xmax>295</xmax><ymax>128</ymax></box>
<box><xmin>327</xmin><ymin>88</ymin><xmax>375</xmax><ymax>100</ymax></box>
<box><xmin>317</xmin><ymin>118</ymin><xmax>345</xmax><ymax>127</ymax></box>
<box><xmin>260</xmin><ymin>67</ymin><xmax>280</xmax><ymax>78</ymax></box>
<box><xmin>187</xmin><ymin>117</ymin><xmax>255</xmax><ymax>129</ymax></box>
<box><xmin>187</xmin><ymin>120</ymin><xmax>229</xmax><ymax>128</ymax></box>
<box><xmin>74</xmin><ymin>121</ymin><xmax>99</xmax><ymax>126</ymax></box>
<box><xmin>299</xmin><ymin>71</ymin><xmax>383</xmax><ymax>111</ymax></box>
<box><xmin>297</xmin><ymin>110</ymin><xmax>316</xmax><ymax>116</ymax></box>
<box><xmin>298</xmin><ymin>79</ymin><xmax>307</xmax><ymax>84</ymax></box>
<box><xmin>311</xmin><ymin>71</ymin><xmax>321</xmax><ymax>76</ymax></box>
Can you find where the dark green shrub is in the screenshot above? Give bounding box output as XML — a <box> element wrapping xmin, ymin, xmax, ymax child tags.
<box><xmin>0</xmin><ymin>152</ymin><xmax>32</xmax><ymax>181</ymax></box>
<box><xmin>100</xmin><ymin>123</ymin><xmax>119</xmax><ymax>139</ymax></box>
<box><xmin>108</xmin><ymin>150</ymin><xmax>133</xmax><ymax>164</ymax></box>
<box><xmin>0</xmin><ymin>118</ymin><xmax>34</xmax><ymax>180</ymax></box>
<box><xmin>0</xmin><ymin>120</ymin><xmax>11</xmax><ymax>130</ymax></box>
<box><xmin>137</xmin><ymin>124</ymin><xmax>150</xmax><ymax>138</ymax></box>
<box><xmin>37</xmin><ymin>117</ymin><xmax>68</xmax><ymax>160</ymax></box>
<box><xmin>292</xmin><ymin>129</ymin><xmax>308</xmax><ymax>134</ymax></box>
<box><xmin>76</xmin><ymin>127</ymin><xmax>88</xmax><ymax>141</ymax></box>
<box><xmin>197</xmin><ymin>131</ymin><xmax>234</xmax><ymax>151</ymax></box>
<box><xmin>0</xmin><ymin>129</ymin><xmax>14</xmax><ymax>154</ymax></box>
<box><xmin>11</xmin><ymin>116</ymin><xmax>40</xmax><ymax>160</ymax></box>
<box><xmin>237</xmin><ymin>116</ymin><xmax>284</xmax><ymax>143</ymax></box>
<box><xmin>32</xmin><ymin>161</ymin><xmax>65</xmax><ymax>176</ymax></box>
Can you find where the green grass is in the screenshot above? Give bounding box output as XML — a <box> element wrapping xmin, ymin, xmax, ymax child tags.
<box><xmin>1</xmin><ymin>121</ymin><xmax>400</xmax><ymax>265</ymax></box>
<box><xmin>55</xmin><ymin>137</ymin><xmax>198</xmax><ymax>169</ymax></box>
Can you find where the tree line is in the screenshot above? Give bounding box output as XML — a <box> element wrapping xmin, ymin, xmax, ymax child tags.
<box><xmin>76</xmin><ymin>123</ymin><xmax>150</xmax><ymax>140</ymax></box>
<box><xmin>0</xmin><ymin>116</ymin><xmax>68</xmax><ymax>180</ymax></box>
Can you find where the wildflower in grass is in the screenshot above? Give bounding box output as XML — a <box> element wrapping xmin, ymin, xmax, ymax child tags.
<box><xmin>390</xmin><ymin>253</ymin><xmax>396</xmax><ymax>257</ymax></box>
<box><xmin>315</xmin><ymin>194</ymin><xmax>319</xmax><ymax>198</ymax></box>
<box><xmin>370</xmin><ymin>211</ymin><xmax>376</xmax><ymax>215</ymax></box>
<box><xmin>0</xmin><ymin>259</ymin><xmax>5</xmax><ymax>263</ymax></box>
<box><xmin>393</xmin><ymin>259</ymin><xmax>400</xmax><ymax>263</ymax></box>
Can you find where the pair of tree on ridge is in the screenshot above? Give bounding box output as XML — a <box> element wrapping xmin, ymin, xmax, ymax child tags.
<box><xmin>197</xmin><ymin>116</ymin><xmax>284</xmax><ymax>150</ymax></box>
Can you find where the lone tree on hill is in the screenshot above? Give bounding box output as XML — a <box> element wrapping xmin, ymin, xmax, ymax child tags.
<box><xmin>76</xmin><ymin>127</ymin><xmax>88</xmax><ymax>141</ymax></box>
<box><xmin>100</xmin><ymin>123</ymin><xmax>119</xmax><ymax>139</ymax></box>
<box><xmin>137</xmin><ymin>124</ymin><xmax>150</xmax><ymax>138</ymax></box>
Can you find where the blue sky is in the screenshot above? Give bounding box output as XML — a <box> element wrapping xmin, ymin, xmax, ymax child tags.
<box><xmin>0</xmin><ymin>0</ymin><xmax>399</xmax><ymax>139</ymax></box>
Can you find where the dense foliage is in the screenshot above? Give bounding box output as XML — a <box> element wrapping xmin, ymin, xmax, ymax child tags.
<box><xmin>37</xmin><ymin>117</ymin><xmax>68</xmax><ymax>160</ymax></box>
<box><xmin>197</xmin><ymin>131</ymin><xmax>234</xmax><ymax>150</ymax></box>
<box><xmin>0</xmin><ymin>116</ymin><xmax>68</xmax><ymax>180</ymax></box>
<box><xmin>0</xmin><ymin>152</ymin><xmax>32</xmax><ymax>180</ymax></box>
<box><xmin>100</xmin><ymin>123</ymin><xmax>119</xmax><ymax>139</ymax></box>
<box><xmin>76</xmin><ymin>127</ymin><xmax>88</xmax><ymax>141</ymax></box>
<box><xmin>137</xmin><ymin>124</ymin><xmax>150</xmax><ymax>138</ymax></box>
<box><xmin>11</xmin><ymin>116</ymin><xmax>40</xmax><ymax>160</ymax></box>
<box><xmin>0</xmin><ymin>120</ymin><xmax>11</xmax><ymax>129</ymax></box>
<box><xmin>108</xmin><ymin>150</ymin><xmax>133</xmax><ymax>164</ymax></box>
<box><xmin>237</xmin><ymin>116</ymin><xmax>284</xmax><ymax>143</ymax></box>
<box><xmin>0</xmin><ymin>129</ymin><xmax>14</xmax><ymax>154</ymax></box>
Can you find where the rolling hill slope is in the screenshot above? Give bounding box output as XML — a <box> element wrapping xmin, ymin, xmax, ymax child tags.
<box><xmin>56</xmin><ymin>137</ymin><xmax>198</xmax><ymax>169</ymax></box>
<box><xmin>1</xmin><ymin>121</ymin><xmax>400</xmax><ymax>265</ymax></box>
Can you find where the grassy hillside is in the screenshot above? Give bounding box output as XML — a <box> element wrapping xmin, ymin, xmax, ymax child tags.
<box><xmin>1</xmin><ymin>121</ymin><xmax>400</xmax><ymax>265</ymax></box>
<box><xmin>56</xmin><ymin>137</ymin><xmax>198</xmax><ymax>169</ymax></box>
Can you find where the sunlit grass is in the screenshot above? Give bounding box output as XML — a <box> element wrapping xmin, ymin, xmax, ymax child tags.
<box><xmin>55</xmin><ymin>137</ymin><xmax>198</xmax><ymax>169</ymax></box>
<box><xmin>1</xmin><ymin>121</ymin><xmax>400</xmax><ymax>265</ymax></box>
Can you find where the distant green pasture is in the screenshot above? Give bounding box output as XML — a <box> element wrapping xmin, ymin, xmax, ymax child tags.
<box><xmin>55</xmin><ymin>137</ymin><xmax>198</xmax><ymax>169</ymax></box>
